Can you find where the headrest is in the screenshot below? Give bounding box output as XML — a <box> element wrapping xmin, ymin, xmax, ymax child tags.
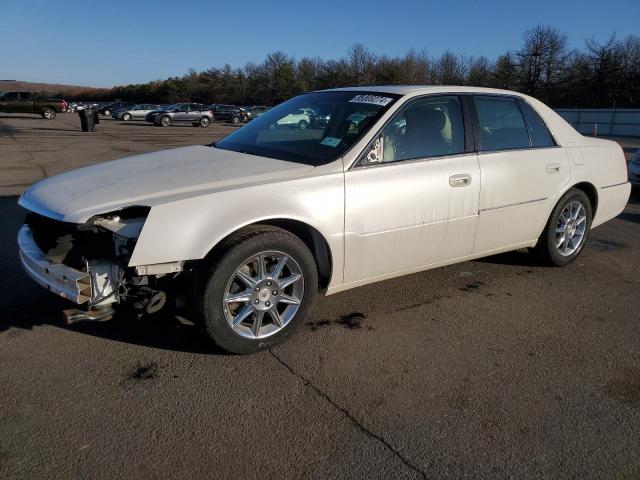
<box><xmin>404</xmin><ymin>108</ymin><xmax>446</xmax><ymax>132</ymax></box>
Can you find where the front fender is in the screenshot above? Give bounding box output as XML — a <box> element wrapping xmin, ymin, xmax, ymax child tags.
<box><xmin>128</xmin><ymin>171</ymin><xmax>345</xmax><ymax>287</ymax></box>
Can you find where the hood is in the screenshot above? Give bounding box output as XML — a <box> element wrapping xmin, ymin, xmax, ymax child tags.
<box><xmin>19</xmin><ymin>145</ymin><xmax>314</xmax><ymax>223</ymax></box>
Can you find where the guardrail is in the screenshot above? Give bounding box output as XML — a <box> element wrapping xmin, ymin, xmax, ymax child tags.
<box><xmin>555</xmin><ymin>109</ymin><xmax>640</xmax><ymax>137</ymax></box>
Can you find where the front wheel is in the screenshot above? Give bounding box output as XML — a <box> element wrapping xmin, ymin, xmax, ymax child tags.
<box><xmin>298</xmin><ymin>120</ymin><xmax>308</xmax><ymax>130</ymax></box>
<box><xmin>122</xmin><ymin>113</ymin><xmax>131</xmax><ymax>121</ymax></box>
<box><xmin>534</xmin><ymin>188</ymin><xmax>592</xmax><ymax>266</ymax></box>
<box><xmin>42</xmin><ymin>108</ymin><xmax>56</xmax><ymax>119</ymax></box>
<box><xmin>199</xmin><ymin>116</ymin><xmax>210</xmax><ymax>127</ymax></box>
<box><xmin>195</xmin><ymin>226</ymin><xmax>318</xmax><ymax>354</ymax></box>
<box><xmin>160</xmin><ymin>115</ymin><xmax>171</xmax><ymax>127</ymax></box>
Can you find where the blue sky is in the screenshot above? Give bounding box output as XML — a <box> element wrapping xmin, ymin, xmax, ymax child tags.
<box><xmin>1</xmin><ymin>0</ymin><xmax>638</xmax><ymax>87</ymax></box>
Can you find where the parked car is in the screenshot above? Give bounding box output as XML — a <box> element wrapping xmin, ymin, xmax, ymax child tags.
<box><xmin>270</xmin><ymin>107</ymin><xmax>314</xmax><ymax>129</ymax></box>
<box><xmin>628</xmin><ymin>149</ymin><xmax>640</xmax><ymax>187</ymax></box>
<box><xmin>112</xmin><ymin>104</ymin><xmax>160</xmax><ymax>121</ymax></box>
<box><xmin>99</xmin><ymin>101</ymin><xmax>133</xmax><ymax>116</ymax></box>
<box><xmin>248</xmin><ymin>105</ymin><xmax>270</xmax><ymax>119</ymax></box>
<box><xmin>16</xmin><ymin>86</ymin><xmax>631</xmax><ymax>354</ymax></box>
<box><xmin>145</xmin><ymin>103</ymin><xmax>213</xmax><ymax>127</ymax></box>
<box><xmin>211</xmin><ymin>104</ymin><xmax>245</xmax><ymax>124</ymax></box>
<box><xmin>0</xmin><ymin>91</ymin><xmax>65</xmax><ymax>119</ymax></box>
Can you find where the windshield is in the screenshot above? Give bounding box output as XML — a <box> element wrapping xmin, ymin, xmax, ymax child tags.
<box><xmin>214</xmin><ymin>91</ymin><xmax>401</xmax><ymax>165</ymax></box>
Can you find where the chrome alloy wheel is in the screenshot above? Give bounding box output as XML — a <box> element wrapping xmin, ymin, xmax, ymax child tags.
<box><xmin>223</xmin><ymin>251</ymin><xmax>304</xmax><ymax>339</ymax></box>
<box><xmin>43</xmin><ymin>109</ymin><xmax>54</xmax><ymax>119</ymax></box>
<box><xmin>555</xmin><ymin>201</ymin><xmax>587</xmax><ymax>256</ymax></box>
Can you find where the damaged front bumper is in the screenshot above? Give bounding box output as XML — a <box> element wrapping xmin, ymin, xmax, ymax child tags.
<box><xmin>18</xmin><ymin>225</ymin><xmax>93</xmax><ymax>304</ymax></box>
<box><xmin>18</xmin><ymin>225</ymin><xmax>121</xmax><ymax>307</ymax></box>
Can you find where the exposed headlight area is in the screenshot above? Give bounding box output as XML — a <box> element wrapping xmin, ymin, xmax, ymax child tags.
<box><xmin>18</xmin><ymin>206</ymin><xmax>173</xmax><ymax>323</ymax></box>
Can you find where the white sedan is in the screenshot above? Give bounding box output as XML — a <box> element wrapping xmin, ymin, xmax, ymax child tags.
<box><xmin>18</xmin><ymin>86</ymin><xmax>630</xmax><ymax>354</ymax></box>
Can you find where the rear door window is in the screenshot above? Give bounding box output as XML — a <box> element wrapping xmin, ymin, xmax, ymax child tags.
<box><xmin>473</xmin><ymin>96</ymin><xmax>531</xmax><ymax>151</ymax></box>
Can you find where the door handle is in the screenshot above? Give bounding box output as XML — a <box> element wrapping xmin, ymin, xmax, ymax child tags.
<box><xmin>546</xmin><ymin>163</ymin><xmax>561</xmax><ymax>174</ymax></box>
<box><xmin>449</xmin><ymin>174</ymin><xmax>472</xmax><ymax>187</ymax></box>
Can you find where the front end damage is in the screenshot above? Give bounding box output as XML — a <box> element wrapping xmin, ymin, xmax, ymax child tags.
<box><xmin>18</xmin><ymin>208</ymin><xmax>180</xmax><ymax>323</ymax></box>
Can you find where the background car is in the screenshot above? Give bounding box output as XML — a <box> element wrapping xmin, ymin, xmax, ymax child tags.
<box><xmin>245</xmin><ymin>105</ymin><xmax>270</xmax><ymax>120</ymax></box>
<box><xmin>145</xmin><ymin>103</ymin><xmax>213</xmax><ymax>127</ymax></box>
<box><xmin>211</xmin><ymin>104</ymin><xmax>245</xmax><ymax>124</ymax></box>
<box><xmin>270</xmin><ymin>107</ymin><xmax>314</xmax><ymax>129</ymax></box>
<box><xmin>99</xmin><ymin>101</ymin><xmax>133</xmax><ymax>116</ymax></box>
<box><xmin>0</xmin><ymin>91</ymin><xmax>65</xmax><ymax>119</ymax></box>
<box><xmin>112</xmin><ymin>104</ymin><xmax>160</xmax><ymax>121</ymax></box>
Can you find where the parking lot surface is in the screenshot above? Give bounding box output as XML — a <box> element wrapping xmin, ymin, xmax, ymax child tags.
<box><xmin>1</xmin><ymin>114</ymin><xmax>639</xmax><ymax>479</ymax></box>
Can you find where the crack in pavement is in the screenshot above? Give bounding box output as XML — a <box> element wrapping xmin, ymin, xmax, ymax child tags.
<box><xmin>269</xmin><ymin>348</ymin><xmax>427</xmax><ymax>479</ymax></box>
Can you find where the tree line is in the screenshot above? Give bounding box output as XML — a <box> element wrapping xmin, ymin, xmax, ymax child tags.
<box><xmin>71</xmin><ymin>26</ymin><xmax>639</xmax><ymax>108</ymax></box>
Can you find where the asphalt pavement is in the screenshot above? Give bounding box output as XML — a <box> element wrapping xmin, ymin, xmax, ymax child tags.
<box><xmin>1</xmin><ymin>113</ymin><xmax>639</xmax><ymax>479</ymax></box>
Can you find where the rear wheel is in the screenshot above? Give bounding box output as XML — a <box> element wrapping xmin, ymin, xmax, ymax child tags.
<box><xmin>231</xmin><ymin>116</ymin><xmax>240</xmax><ymax>125</ymax></box>
<box><xmin>534</xmin><ymin>188</ymin><xmax>592</xmax><ymax>266</ymax></box>
<box><xmin>122</xmin><ymin>113</ymin><xmax>132</xmax><ymax>121</ymax></box>
<box><xmin>195</xmin><ymin>226</ymin><xmax>318</xmax><ymax>354</ymax></box>
<box><xmin>160</xmin><ymin>115</ymin><xmax>171</xmax><ymax>127</ymax></box>
<box><xmin>298</xmin><ymin>120</ymin><xmax>308</xmax><ymax>130</ymax></box>
<box><xmin>103</xmin><ymin>109</ymin><xmax>111</xmax><ymax>116</ymax></box>
<box><xmin>199</xmin><ymin>116</ymin><xmax>210</xmax><ymax>127</ymax></box>
<box><xmin>42</xmin><ymin>108</ymin><xmax>56</xmax><ymax>119</ymax></box>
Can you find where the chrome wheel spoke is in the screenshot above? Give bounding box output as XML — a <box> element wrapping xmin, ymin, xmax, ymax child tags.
<box><xmin>576</xmin><ymin>216</ymin><xmax>586</xmax><ymax>226</ymax></box>
<box><xmin>257</xmin><ymin>254</ymin><xmax>267</xmax><ymax>281</ymax></box>
<box><xmin>268</xmin><ymin>308</ymin><xmax>283</xmax><ymax>328</ymax></box>
<box><xmin>556</xmin><ymin>234</ymin><xmax>566</xmax><ymax>248</ymax></box>
<box><xmin>279</xmin><ymin>273</ymin><xmax>302</xmax><ymax>289</ymax></box>
<box><xmin>232</xmin><ymin>305</ymin><xmax>254</xmax><ymax>327</ymax></box>
<box><xmin>279</xmin><ymin>293</ymin><xmax>301</xmax><ymax>305</ymax></box>
<box><xmin>224</xmin><ymin>289</ymin><xmax>252</xmax><ymax>304</ymax></box>
<box><xmin>270</xmin><ymin>256</ymin><xmax>287</xmax><ymax>280</ymax></box>
<box><xmin>236</xmin><ymin>270</ymin><xmax>257</xmax><ymax>289</ymax></box>
<box><xmin>252</xmin><ymin>310</ymin><xmax>264</xmax><ymax>337</ymax></box>
<box><xmin>555</xmin><ymin>224</ymin><xmax>566</xmax><ymax>234</ymax></box>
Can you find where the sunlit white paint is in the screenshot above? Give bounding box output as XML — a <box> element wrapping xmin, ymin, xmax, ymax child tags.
<box><xmin>19</xmin><ymin>86</ymin><xmax>631</xmax><ymax>295</ymax></box>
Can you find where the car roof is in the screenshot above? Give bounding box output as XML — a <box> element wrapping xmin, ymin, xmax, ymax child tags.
<box><xmin>319</xmin><ymin>85</ymin><xmax>528</xmax><ymax>98</ymax></box>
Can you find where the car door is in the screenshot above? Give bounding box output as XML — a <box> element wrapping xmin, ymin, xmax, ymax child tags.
<box><xmin>172</xmin><ymin>103</ymin><xmax>188</xmax><ymax>122</ymax></box>
<box><xmin>471</xmin><ymin>95</ymin><xmax>570</xmax><ymax>253</ymax></box>
<box><xmin>185</xmin><ymin>104</ymin><xmax>200</xmax><ymax>122</ymax></box>
<box><xmin>131</xmin><ymin>105</ymin><xmax>143</xmax><ymax>119</ymax></box>
<box><xmin>344</xmin><ymin>95</ymin><xmax>480</xmax><ymax>284</ymax></box>
<box><xmin>1</xmin><ymin>92</ymin><xmax>22</xmax><ymax>113</ymax></box>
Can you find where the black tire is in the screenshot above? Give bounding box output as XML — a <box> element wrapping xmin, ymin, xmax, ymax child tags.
<box><xmin>160</xmin><ymin>115</ymin><xmax>171</xmax><ymax>127</ymax></box>
<box><xmin>42</xmin><ymin>108</ymin><xmax>56</xmax><ymax>119</ymax></box>
<box><xmin>298</xmin><ymin>120</ymin><xmax>308</xmax><ymax>130</ymax></box>
<box><xmin>199</xmin><ymin>117</ymin><xmax>210</xmax><ymax>127</ymax></box>
<box><xmin>194</xmin><ymin>226</ymin><xmax>318</xmax><ymax>354</ymax></box>
<box><xmin>534</xmin><ymin>188</ymin><xmax>592</xmax><ymax>267</ymax></box>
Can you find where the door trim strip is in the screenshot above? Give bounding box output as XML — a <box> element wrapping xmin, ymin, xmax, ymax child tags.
<box><xmin>479</xmin><ymin>197</ymin><xmax>547</xmax><ymax>213</ymax></box>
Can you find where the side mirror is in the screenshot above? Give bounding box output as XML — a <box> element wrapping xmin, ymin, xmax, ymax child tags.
<box><xmin>361</xmin><ymin>135</ymin><xmax>384</xmax><ymax>165</ymax></box>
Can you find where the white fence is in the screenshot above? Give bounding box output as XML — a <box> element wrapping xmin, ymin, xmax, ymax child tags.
<box><xmin>555</xmin><ymin>109</ymin><xmax>640</xmax><ymax>137</ymax></box>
